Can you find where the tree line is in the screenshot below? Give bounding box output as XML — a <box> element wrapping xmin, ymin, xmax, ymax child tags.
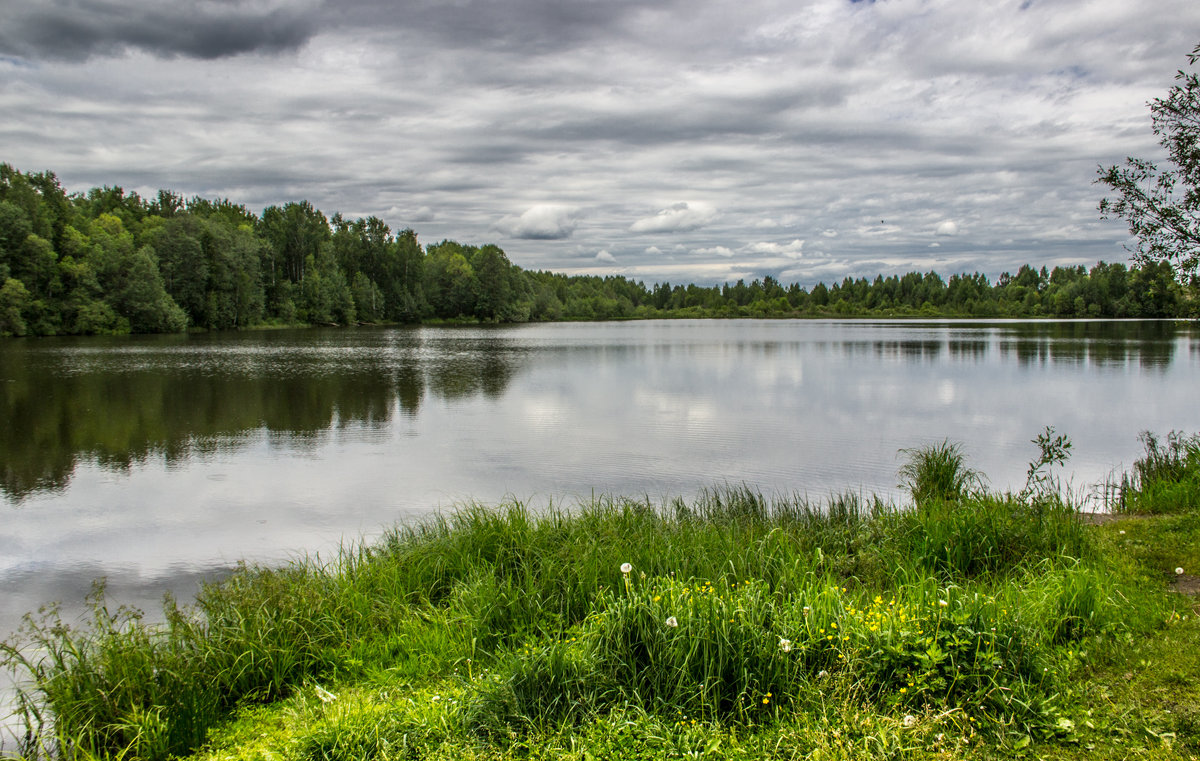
<box><xmin>0</xmin><ymin>163</ymin><xmax>1195</xmax><ymax>337</ymax></box>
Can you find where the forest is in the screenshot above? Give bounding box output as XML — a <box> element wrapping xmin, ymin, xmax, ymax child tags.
<box><xmin>1</xmin><ymin>163</ymin><xmax>1196</xmax><ymax>337</ymax></box>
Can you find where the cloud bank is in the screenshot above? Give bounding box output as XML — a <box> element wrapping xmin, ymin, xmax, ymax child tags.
<box><xmin>2</xmin><ymin>0</ymin><xmax>1197</xmax><ymax>285</ymax></box>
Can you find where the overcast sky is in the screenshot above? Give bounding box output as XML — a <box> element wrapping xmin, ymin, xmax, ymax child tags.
<box><xmin>2</xmin><ymin>0</ymin><xmax>1197</xmax><ymax>286</ymax></box>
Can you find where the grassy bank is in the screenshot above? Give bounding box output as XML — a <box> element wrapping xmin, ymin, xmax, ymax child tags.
<box><xmin>3</xmin><ymin>431</ymin><xmax>1199</xmax><ymax>760</ymax></box>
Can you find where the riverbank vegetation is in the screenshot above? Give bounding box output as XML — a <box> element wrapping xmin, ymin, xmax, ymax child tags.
<box><xmin>2</xmin><ymin>163</ymin><xmax>1197</xmax><ymax>337</ymax></box>
<box><xmin>3</xmin><ymin>429</ymin><xmax>1199</xmax><ymax>760</ymax></box>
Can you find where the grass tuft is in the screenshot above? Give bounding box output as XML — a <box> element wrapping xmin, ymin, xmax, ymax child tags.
<box><xmin>898</xmin><ymin>440</ymin><xmax>984</xmax><ymax>505</ymax></box>
<box><xmin>1112</xmin><ymin>430</ymin><xmax>1200</xmax><ymax>514</ymax></box>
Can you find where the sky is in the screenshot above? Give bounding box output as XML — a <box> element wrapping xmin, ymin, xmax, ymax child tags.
<box><xmin>1</xmin><ymin>0</ymin><xmax>1197</xmax><ymax>287</ymax></box>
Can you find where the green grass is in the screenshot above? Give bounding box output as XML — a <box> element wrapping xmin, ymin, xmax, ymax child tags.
<box><xmin>1112</xmin><ymin>431</ymin><xmax>1200</xmax><ymax>515</ymax></box>
<box><xmin>2</xmin><ymin>431</ymin><xmax>1199</xmax><ymax>760</ymax></box>
<box><xmin>897</xmin><ymin>439</ymin><xmax>983</xmax><ymax>504</ymax></box>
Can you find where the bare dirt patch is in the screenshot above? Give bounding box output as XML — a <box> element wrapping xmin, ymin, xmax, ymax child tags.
<box><xmin>1079</xmin><ymin>512</ymin><xmax>1150</xmax><ymax>527</ymax></box>
<box><xmin>1174</xmin><ymin>573</ymin><xmax>1200</xmax><ymax>596</ymax></box>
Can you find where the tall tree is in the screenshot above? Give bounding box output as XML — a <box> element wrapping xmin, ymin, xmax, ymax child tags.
<box><xmin>1098</xmin><ymin>42</ymin><xmax>1200</xmax><ymax>282</ymax></box>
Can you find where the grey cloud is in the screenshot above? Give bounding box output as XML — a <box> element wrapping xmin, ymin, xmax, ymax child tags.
<box><xmin>3</xmin><ymin>0</ymin><xmax>1197</xmax><ymax>288</ymax></box>
<box><xmin>327</xmin><ymin>0</ymin><xmax>671</xmax><ymax>55</ymax></box>
<box><xmin>0</xmin><ymin>0</ymin><xmax>318</xmax><ymax>62</ymax></box>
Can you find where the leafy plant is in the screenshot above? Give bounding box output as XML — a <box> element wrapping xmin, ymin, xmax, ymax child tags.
<box><xmin>1021</xmin><ymin>426</ymin><xmax>1072</xmax><ymax>500</ymax></box>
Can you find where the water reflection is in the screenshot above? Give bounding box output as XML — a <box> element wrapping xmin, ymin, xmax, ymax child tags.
<box><xmin>0</xmin><ymin>320</ymin><xmax>1195</xmax><ymax>503</ymax></box>
<box><xmin>0</xmin><ymin>328</ymin><xmax>524</xmax><ymax>501</ymax></box>
<box><xmin>873</xmin><ymin>339</ymin><xmax>944</xmax><ymax>362</ymax></box>
<box><xmin>995</xmin><ymin>320</ymin><xmax>1179</xmax><ymax>369</ymax></box>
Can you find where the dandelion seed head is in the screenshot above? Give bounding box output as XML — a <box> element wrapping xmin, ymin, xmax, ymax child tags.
<box><xmin>665</xmin><ymin>616</ymin><xmax>679</xmax><ymax>628</ymax></box>
<box><xmin>902</xmin><ymin>714</ymin><xmax>917</xmax><ymax>728</ymax></box>
<box><xmin>620</xmin><ymin>562</ymin><xmax>633</xmax><ymax>574</ymax></box>
<box><xmin>779</xmin><ymin>638</ymin><xmax>792</xmax><ymax>653</ymax></box>
<box><xmin>1176</xmin><ymin>567</ymin><xmax>1185</xmax><ymax>575</ymax></box>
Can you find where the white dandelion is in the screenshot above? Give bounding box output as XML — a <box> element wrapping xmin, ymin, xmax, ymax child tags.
<box><xmin>778</xmin><ymin>638</ymin><xmax>792</xmax><ymax>653</ymax></box>
<box><xmin>665</xmin><ymin>616</ymin><xmax>679</xmax><ymax>628</ymax></box>
<box><xmin>620</xmin><ymin>562</ymin><xmax>633</xmax><ymax>574</ymax></box>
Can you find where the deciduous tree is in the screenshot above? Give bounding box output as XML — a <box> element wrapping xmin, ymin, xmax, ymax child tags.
<box><xmin>1099</xmin><ymin>43</ymin><xmax>1200</xmax><ymax>282</ymax></box>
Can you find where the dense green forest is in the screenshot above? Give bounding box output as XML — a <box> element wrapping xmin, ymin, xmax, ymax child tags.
<box><xmin>0</xmin><ymin>163</ymin><xmax>1195</xmax><ymax>337</ymax></box>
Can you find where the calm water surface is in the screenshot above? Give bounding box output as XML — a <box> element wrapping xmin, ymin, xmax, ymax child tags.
<box><xmin>2</xmin><ymin>319</ymin><xmax>1199</xmax><ymax>642</ymax></box>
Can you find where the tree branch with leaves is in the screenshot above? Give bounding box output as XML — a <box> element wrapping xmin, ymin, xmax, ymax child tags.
<box><xmin>1098</xmin><ymin>42</ymin><xmax>1200</xmax><ymax>283</ymax></box>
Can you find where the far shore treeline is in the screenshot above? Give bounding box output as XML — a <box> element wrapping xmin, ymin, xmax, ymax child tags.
<box><xmin>1</xmin><ymin>163</ymin><xmax>1196</xmax><ymax>338</ymax></box>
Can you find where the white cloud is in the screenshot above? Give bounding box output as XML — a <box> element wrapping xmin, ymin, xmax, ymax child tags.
<box><xmin>694</xmin><ymin>245</ymin><xmax>736</xmax><ymax>257</ymax></box>
<box><xmin>644</xmin><ymin>246</ymin><xmax>664</xmax><ymax>255</ymax></box>
<box><xmin>935</xmin><ymin>221</ymin><xmax>959</xmax><ymax>237</ymax></box>
<box><xmin>754</xmin><ymin>214</ymin><xmax>799</xmax><ymax>229</ymax></box>
<box><xmin>496</xmin><ymin>205</ymin><xmax>581</xmax><ymax>240</ymax></box>
<box><xmin>630</xmin><ymin>202</ymin><xmax>718</xmax><ymax>233</ymax></box>
<box><xmin>595</xmin><ymin>249</ymin><xmax>616</xmax><ymax>263</ymax></box>
<box><xmin>741</xmin><ymin>239</ymin><xmax>805</xmax><ymax>258</ymax></box>
<box><xmin>394</xmin><ymin>205</ymin><xmax>435</xmax><ymax>223</ymax></box>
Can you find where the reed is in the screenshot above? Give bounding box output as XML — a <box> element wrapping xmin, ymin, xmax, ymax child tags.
<box><xmin>898</xmin><ymin>439</ymin><xmax>983</xmax><ymax>504</ymax></box>
<box><xmin>1111</xmin><ymin>430</ymin><xmax>1200</xmax><ymax>514</ymax></box>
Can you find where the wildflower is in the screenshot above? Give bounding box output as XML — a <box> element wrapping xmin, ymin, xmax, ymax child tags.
<box><xmin>665</xmin><ymin>616</ymin><xmax>679</xmax><ymax>628</ymax></box>
<box><xmin>653</xmin><ymin>595</ymin><xmax>661</xmax><ymax>602</ymax></box>
<box><xmin>1177</xmin><ymin>567</ymin><xmax>1185</xmax><ymax>575</ymax></box>
<box><xmin>937</xmin><ymin>599</ymin><xmax>948</xmax><ymax>607</ymax></box>
<box><xmin>621</xmin><ymin>562</ymin><xmax>633</xmax><ymax>574</ymax></box>
<box><xmin>817</xmin><ymin>670</ymin><xmax>829</xmax><ymax>679</ymax></box>
<box><xmin>779</xmin><ymin>638</ymin><xmax>792</xmax><ymax>653</ymax></box>
<box><xmin>902</xmin><ymin>714</ymin><xmax>917</xmax><ymax>728</ymax></box>
<box><xmin>762</xmin><ymin>697</ymin><xmax>770</xmax><ymax>705</ymax></box>
<box><xmin>1119</xmin><ymin>530</ymin><xmax>1126</xmax><ymax>535</ymax></box>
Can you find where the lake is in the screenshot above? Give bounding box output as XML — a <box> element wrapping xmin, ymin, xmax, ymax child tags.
<box><xmin>2</xmin><ymin>319</ymin><xmax>1199</xmax><ymax>646</ymax></box>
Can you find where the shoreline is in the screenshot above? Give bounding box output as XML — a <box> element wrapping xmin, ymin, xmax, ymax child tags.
<box><xmin>3</xmin><ymin>432</ymin><xmax>1198</xmax><ymax>760</ymax></box>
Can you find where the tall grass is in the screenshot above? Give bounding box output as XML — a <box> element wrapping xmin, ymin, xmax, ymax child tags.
<box><xmin>1</xmin><ymin>435</ymin><xmax>1175</xmax><ymax>760</ymax></box>
<box><xmin>898</xmin><ymin>440</ymin><xmax>983</xmax><ymax>504</ymax></box>
<box><xmin>1111</xmin><ymin>430</ymin><xmax>1200</xmax><ymax>514</ymax></box>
